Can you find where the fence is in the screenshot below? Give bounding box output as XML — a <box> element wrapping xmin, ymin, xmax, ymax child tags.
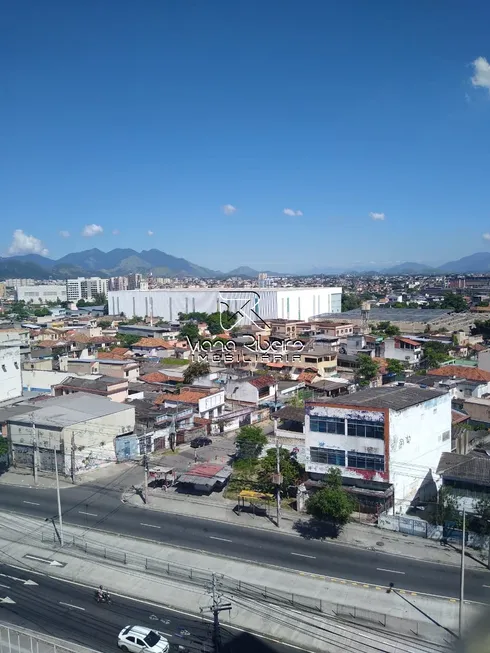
<box><xmin>38</xmin><ymin>532</ymin><xmax>455</xmax><ymax>643</ymax></box>
<box><xmin>0</xmin><ymin>624</ymin><xmax>100</xmax><ymax>653</ymax></box>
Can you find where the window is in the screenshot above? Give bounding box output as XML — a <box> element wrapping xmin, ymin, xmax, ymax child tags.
<box><xmin>347</xmin><ymin>419</ymin><xmax>384</xmax><ymax>439</ymax></box>
<box><xmin>310</xmin><ymin>416</ymin><xmax>345</xmax><ymax>434</ymax></box>
<box><xmin>14</xmin><ymin>362</ymin><xmax>19</xmax><ymax>369</ymax></box>
<box><xmin>1</xmin><ymin>365</ymin><xmax>5</xmax><ymax>372</ymax></box>
<box><xmin>347</xmin><ymin>452</ymin><xmax>385</xmax><ymax>471</ymax></box>
<box><xmin>310</xmin><ymin>447</ymin><xmax>346</xmax><ymax>466</ymax></box>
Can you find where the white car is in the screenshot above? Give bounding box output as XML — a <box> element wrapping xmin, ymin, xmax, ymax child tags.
<box><xmin>118</xmin><ymin>626</ymin><xmax>170</xmax><ymax>653</ymax></box>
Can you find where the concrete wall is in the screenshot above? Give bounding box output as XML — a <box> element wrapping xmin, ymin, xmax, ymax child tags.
<box><xmin>16</xmin><ymin>285</ymin><xmax>67</xmax><ymax>303</ymax></box>
<box><xmin>0</xmin><ymin>346</ymin><xmax>22</xmax><ymax>403</ymax></box>
<box><xmin>225</xmin><ymin>381</ymin><xmax>257</xmax><ymax>404</ymax></box>
<box><xmin>22</xmin><ymin>369</ymin><xmax>71</xmax><ymax>393</ymax></box>
<box><xmin>478</xmin><ymin>349</ymin><xmax>490</xmax><ymax>372</ymax></box>
<box><xmin>389</xmin><ymin>392</ymin><xmax>451</xmax><ymax>514</ymax></box>
<box><xmin>198</xmin><ymin>391</ymin><xmax>225</xmax><ymax>418</ymax></box>
<box><xmin>462</xmin><ymin>398</ymin><xmax>490</xmax><ymax>424</ymax></box>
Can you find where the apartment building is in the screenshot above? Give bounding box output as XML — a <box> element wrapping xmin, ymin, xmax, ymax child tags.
<box><xmin>66</xmin><ymin>277</ymin><xmax>109</xmax><ymax>302</ymax></box>
<box><xmin>305</xmin><ymin>386</ymin><xmax>452</xmax><ymax>514</ymax></box>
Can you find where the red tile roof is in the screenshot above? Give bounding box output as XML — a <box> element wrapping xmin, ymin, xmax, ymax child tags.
<box><xmin>155</xmin><ymin>389</ymin><xmax>209</xmax><ymax>405</ymax></box>
<box><xmin>140</xmin><ymin>372</ymin><xmax>179</xmax><ymax>383</ymax></box>
<box><xmin>428</xmin><ymin>365</ymin><xmax>490</xmax><ymax>382</ymax></box>
<box><xmin>133</xmin><ymin>338</ymin><xmax>176</xmax><ymax>349</ymax></box>
<box><xmin>248</xmin><ymin>375</ymin><xmax>276</xmax><ymax>389</ymax></box>
<box><xmin>396</xmin><ymin>336</ymin><xmax>421</xmax><ymax>347</ymax></box>
<box><xmin>452</xmin><ymin>410</ymin><xmax>470</xmax><ymax>424</ymax></box>
<box><xmin>297</xmin><ymin>372</ymin><xmax>318</xmax><ymax>384</ymax></box>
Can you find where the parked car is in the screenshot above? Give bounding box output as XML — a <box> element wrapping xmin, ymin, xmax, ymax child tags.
<box><xmin>190</xmin><ymin>437</ymin><xmax>212</xmax><ymax>448</ymax></box>
<box><xmin>118</xmin><ymin>626</ymin><xmax>169</xmax><ymax>653</ymax></box>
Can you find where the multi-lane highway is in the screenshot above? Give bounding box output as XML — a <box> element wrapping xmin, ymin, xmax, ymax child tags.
<box><xmin>0</xmin><ymin>562</ymin><xmax>296</xmax><ymax>653</ymax></box>
<box><xmin>0</xmin><ymin>480</ymin><xmax>489</xmax><ymax>602</ymax></box>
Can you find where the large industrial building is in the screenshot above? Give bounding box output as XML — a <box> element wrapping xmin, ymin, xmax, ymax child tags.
<box><xmin>108</xmin><ymin>287</ymin><xmax>342</xmax><ymax>322</ymax></box>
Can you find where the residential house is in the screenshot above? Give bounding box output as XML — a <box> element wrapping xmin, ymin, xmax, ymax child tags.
<box><xmin>304</xmin><ymin>386</ymin><xmax>452</xmax><ymax>514</ymax></box>
<box><xmin>270</xmin><ymin>405</ymin><xmax>306</xmax><ymax>465</ymax></box>
<box><xmin>22</xmin><ymin>358</ymin><xmax>53</xmax><ymax>371</ymax></box>
<box><xmin>53</xmin><ymin>375</ymin><xmax>129</xmax><ymax>403</ymax></box>
<box><xmin>118</xmin><ymin>324</ymin><xmax>179</xmax><ymax>339</ymax></box>
<box><xmin>427</xmin><ymin>366</ymin><xmax>490</xmax><ymax>395</ymax></box>
<box><xmin>60</xmin><ymin>357</ymin><xmax>140</xmax><ymax>382</ymax></box>
<box><xmin>268</xmin><ymin>320</ymin><xmax>308</xmax><ymax>340</ymax></box>
<box><xmin>309</xmin><ymin>321</ymin><xmax>354</xmax><ymax>338</ymax></box>
<box><xmin>155</xmin><ymin>387</ymin><xmax>225</xmax><ymax>420</ymax></box>
<box><xmin>437</xmin><ymin>451</ymin><xmax>490</xmax><ymax>514</ymax></box>
<box><xmin>139</xmin><ymin>371</ymin><xmax>183</xmax><ymax>386</ymax></box>
<box><xmin>225</xmin><ymin>375</ymin><xmax>278</xmax><ymax>406</ymax></box>
<box><xmin>381</xmin><ymin>337</ymin><xmax>422</xmax><ymax>367</ymax></box>
<box><xmin>7</xmin><ymin>393</ymin><xmax>135</xmax><ymax>478</ymax></box>
<box><xmin>0</xmin><ymin>329</ymin><xmax>30</xmax><ymax>359</ymax></box>
<box><xmin>131</xmin><ymin>338</ymin><xmax>177</xmax><ymax>358</ymax></box>
<box><xmin>97</xmin><ymin>347</ymin><xmax>134</xmax><ymax>361</ymax></box>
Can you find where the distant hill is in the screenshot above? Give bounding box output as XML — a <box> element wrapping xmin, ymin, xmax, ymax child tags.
<box><xmin>382</xmin><ymin>262</ymin><xmax>435</xmax><ymax>275</ymax></box>
<box><xmin>0</xmin><ymin>257</ymin><xmax>51</xmax><ymax>280</ymax></box>
<box><xmin>437</xmin><ymin>252</ymin><xmax>490</xmax><ymax>274</ymax></box>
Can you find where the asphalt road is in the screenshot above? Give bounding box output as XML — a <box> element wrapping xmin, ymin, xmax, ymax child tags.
<box><xmin>0</xmin><ymin>483</ymin><xmax>489</xmax><ymax>603</ymax></box>
<box><xmin>0</xmin><ymin>563</ymin><xmax>298</xmax><ymax>653</ymax></box>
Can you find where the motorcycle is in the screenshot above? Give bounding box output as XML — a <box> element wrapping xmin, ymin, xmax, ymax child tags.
<box><xmin>94</xmin><ymin>590</ymin><xmax>111</xmax><ymax>604</ymax></box>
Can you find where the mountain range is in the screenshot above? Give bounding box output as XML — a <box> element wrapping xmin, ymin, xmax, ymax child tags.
<box><xmin>2</xmin><ymin>248</ymin><xmax>490</xmax><ymax>281</ymax></box>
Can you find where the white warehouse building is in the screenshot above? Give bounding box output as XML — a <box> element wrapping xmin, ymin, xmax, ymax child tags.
<box><xmin>16</xmin><ymin>285</ymin><xmax>67</xmax><ymax>303</ymax></box>
<box><xmin>108</xmin><ymin>287</ymin><xmax>342</xmax><ymax>322</ymax></box>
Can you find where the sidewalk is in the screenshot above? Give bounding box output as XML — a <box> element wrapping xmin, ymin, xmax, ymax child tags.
<box><xmin>124</xmin><ymin>487</ymin><xmax>489</xmax><ymax>572</ymax></box>
<box><xmin>0</xmin><ymin>511</ymin><xmax>477</xmax><ymax>653</ymax></box>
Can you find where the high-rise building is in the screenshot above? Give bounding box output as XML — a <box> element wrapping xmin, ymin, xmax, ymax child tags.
<box><xmin>127</xmin><ymin>273</ymin><xmax>143</xmax><ymax>290</ymax></box>
<box><xmin>108</xmin><ymin>276</ymin><xmax>129</xmax><ymax>292</ymax></box>
<box><xmin>66</xmin><ymin>277</ymin><xmax>108</xmax><ymax>302</ymax></box>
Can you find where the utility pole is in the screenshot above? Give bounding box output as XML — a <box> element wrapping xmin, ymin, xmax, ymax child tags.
<box><xmin>32</xmin><ymin>423</ymin><xmax>38</xmax><ymax>485</ymax></box>
<box><xmin>70</xmin><ymin>432</ymin><xmax>76</xmax><ymax>484</ymax></box>
<box><xmin>275</xmin><ymin>437</ymin><xmax>281</xmax><ymax>528</ymax></box>
<box><xmin>459</xmin><ymin>506</ymin><xmax>466</xmax><ymax>638</ymax></box>
<box><xmin>54</xmin><ymin>443</ymin><xmax>64</xmax><ymax>547</ymax></box>
<box><xmin>204</xmin><ymin>573</ymin><xmax>231</xmax><ymax>653</ymax></box>
<box><xmin>143</xmin><ymin>436</ymin><xmax>150</xmax><ymax>505</ymax></box>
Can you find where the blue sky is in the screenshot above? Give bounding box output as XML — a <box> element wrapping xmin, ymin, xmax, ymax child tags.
<box><xmin>2</xmin><ymin>1</ymin><xmax>490</xmax><ymax>273</ymax></box>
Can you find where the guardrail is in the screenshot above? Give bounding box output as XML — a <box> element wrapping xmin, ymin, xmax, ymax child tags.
<box><xmin>39</xmin><ymin>531</ymin><xmax>454</xmax><ymax>643</ymax></box>
<box><xmin>0</xmin><ymin>624</ymin><xmax>101</xmax><ymax>653</ymax></box>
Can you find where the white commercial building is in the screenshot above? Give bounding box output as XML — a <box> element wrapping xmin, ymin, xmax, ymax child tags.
<box><xmin>305</xmin><ymin>386</ymin><xmax>452</xmax><ymax>515</ymax></box>
<box><xmin>0</xmin><ymin>346</ymin><xmax>22</xmax><ymax>403</ymax></box>
<box><xmin>66</xmin><ymin>277</ymin><xmax>109</xmax><ymax>302</ymax></box>
<box><xmin>108</xmin><ymin>287</ymin><xmax>342</xmax><ymax>322</ymax></box>
<box><xmin>16</xmin><ymin>285</ymin><xmax>67</xmax><ymax>303</ymax></box>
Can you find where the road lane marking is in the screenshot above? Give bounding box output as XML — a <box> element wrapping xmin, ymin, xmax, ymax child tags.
<box><xmin>140</xmin><ymin>523</ymin><xmax>161</xmax><ymax>529</ymax></box>
<box><xmin>290</xmin><ymin>553</ymin><xmax>316</xmax><ymax>559</ymax></box>
<box><xmin>79</xmin><ymin>511</ymin><xmax>98</xmax><ymax>517</ymax></box>
<box><xmin>0</xmin><ymin>584</ymin><xmax>10</xmax><ymax>589</ymax></box>
<box><xmin>483</xmin><ymin>585</ymin><xmax>490</xmax><ymax>589</ymax></box>
<box><xmin>23</xmin><ymin>501</ymin><xmax>40</xmax><ymax>506</ymax></box>
<box><xmin>377</xmin><ymin>568</ymin><xmax>406</xmax><ymax>575</ymax></box>
<box><xmin>59</xmin><ymin>602</ymin><xmax>85</xmax><ymax>611</ymax></box>
<box><xmin>209</xmin><ymin>536</ymin><xmax>233</xmax><ymax>543</ymax></box>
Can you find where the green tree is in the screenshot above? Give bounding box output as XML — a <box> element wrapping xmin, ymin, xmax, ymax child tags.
<box><xmin>183</xmin><ymin>361</ymin><xmax>210</xmax><ymax>384</ymax></box>
<box><xmin>34</xmin><ymin>307</ymin><xmax>50</xmax><ymax>317</ymax></box>
<box><xmin>440</xmin><ymin>292</ymin><xmax>468</xmax><ymax>313</ymax></box>
<box><xmin>341</xmin><ymin>293</ymin><xmax>362</xmax><ymax>312</ymax></box>
<box><xmin>306</xmin><ymin>471</ymin><xmax>355</xmax><ymax>530</ymax></box>
<box><xmin>355</xmin><ymin>354</ymin><xmax>380</xmax><ymax>387</ymax></box>
<box><xmin>206</xmin><ymin>310</ymin><xmax>235</xmax><ymax>335</ymax></box>
<box><xmin>92</xmin><ymin>292</ymin><xmax>107</xmax><ymax>305</ymax></box>
<box><xmin>287</xmin><ymin>394</ymin><xmax>305</xmax><ymax>408</ymax></box>
<box><xmin>178</xmin><ymin>311</ymin><xmax>209</xmax><ymax>322</ymax></box>
<box><xmin>257</xmin><ymin>447</ymin><xmax>305</xmax><ymax>494</ymax></box>
<box><xmin>433</xmin><ymin>487</ymin><xmax>460</xmax><ymax>526</ymax></box>
<box><xmin>235</xmin><ymin>426</ymin><xmax>267</xmax><ymax>461</ymax></box>
<box><xmin>386</xmin><ymin>359</ymin><xmax>405</xmax><ymax>375</ymax></box>
<box><xmin>115</xmin><ymin>333</ymin><xmax>140</xmax><ymax>347</ymax></box>
<box><xmin>179</xmin><ymin>322</ymin><xmax>200</xmax><ymax>343</ymax></box>
<box><xmin>422</xmin><ymin>341</ymin><xmax>451</xmax><ymax>369</ymax></box>
<box><xmin>375</xmin><ymin>321</ymin><xmax>401</xmax><ymax>337</ymax></box>
<box><xmin>98</xmin><ymin>320</ymin><xmax>111</xmax><ymax>329</ymax></box>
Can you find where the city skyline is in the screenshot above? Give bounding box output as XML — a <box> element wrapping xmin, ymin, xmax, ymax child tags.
<box><xmin>2</xmin><ymin>1</ymin><xmax>490</xmax><ymax>270</ymax></box>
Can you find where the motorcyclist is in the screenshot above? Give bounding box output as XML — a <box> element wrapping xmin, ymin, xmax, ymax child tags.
<box><xmin>95</xmin><ymin>585</ymin><xmax>110</xmax><ymax>602</ymax></box>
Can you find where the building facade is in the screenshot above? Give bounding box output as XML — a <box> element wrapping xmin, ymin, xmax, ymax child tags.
<box><xmin>66</xmin><ymin>277</ymin><xmax>109</xmax><ymax>302</ymax></box>
<box><xmin>108</xmin><ymin>287</ymin><xmax>343</xmax><ymax>322</ymax></box>
<box><xmin>0</xmin><ymin>346</ymin><xmax>22</xmax><ymax>403</ymax></box>
<box><xmin>16</xmin><ymin>285</ymin><xmax>67</xmax><ymax>303</ymax></box>
<box><xmin>304</xmin><ymin>386</ymin><xmax>452</xmax><ymax>514</ymax></box>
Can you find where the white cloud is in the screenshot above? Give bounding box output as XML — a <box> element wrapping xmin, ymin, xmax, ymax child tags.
<box><xmin>369</xmin><ymin>212</ymin><xmax>386</xmax><ymax>221</ymax></box>
<box><xmin>112</xmin><ymin>229</ymin><xmax>120</xmax><ymax>235</ymax></box>
<box><xmin>471</xmin><ymin>56</ymin><xmax>490</xmax><ymax>92</ymax></box>
<box><xmin>82</xmin><ymin>224</ymin><xmax>103</xmax><ymax>237</ymax></box>
<box><xmin>482</xmin><ymin>232</ymin><xmax>490</xmax><ymax>241</ymax></box>
<box><xmin>222</xmin><ymin>204</ymin><xmax>237</xmax><ymax>216</ymax></box>
<box><xmin>59</xmin><ymin>230</ymin><xmax>70</xmax><ymax>238</ymax></box>
<box><xmin>147</xmin><ymin>230</ymin><xmax>154</xmax><ymax>236</ymax></box>
<box><xmin>8</xmin><ymin>229</ymin><xmax>49</xmax><ymax>256</ymax></box>
<box><xmin>283</xmin><ymin>208</ymin><xmax>303</xmax><ymax>217</ymax></box>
